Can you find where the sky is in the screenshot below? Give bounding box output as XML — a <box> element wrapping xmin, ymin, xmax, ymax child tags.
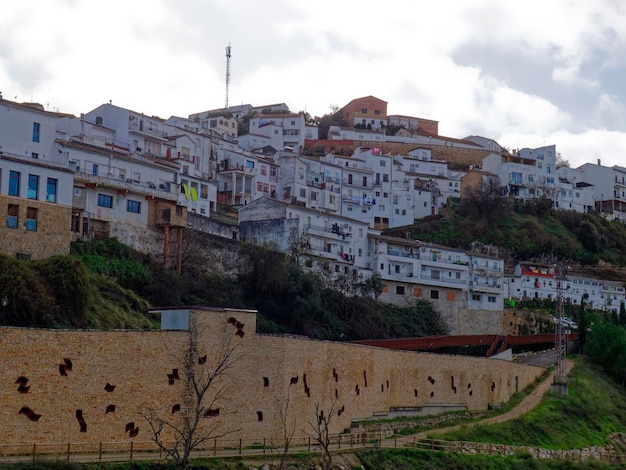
<box><xmin>2</xmin><ymin>0</ymin><xmax>626</xmax><ymax>168</ymax></box>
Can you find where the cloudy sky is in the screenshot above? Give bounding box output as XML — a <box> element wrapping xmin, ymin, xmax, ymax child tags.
<box><xmin>2</xmin><ymin>0</ymin><xmax>626</xmax><ymax>167</ymax></box>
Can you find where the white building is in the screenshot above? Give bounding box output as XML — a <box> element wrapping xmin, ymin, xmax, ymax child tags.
<box><xmin>55</xmin><ymin>116</ymin><xmax>182</xmax><ymax>240</ymax></box>
<box><xmin>372</xmin><ymin>235</ymin><xmax>505</xmax><ymax>334</ymax></box>
<box><xmin>504</xmin><ymin>262</ymin><xmax>625</xmax><ymax>313</ymax></box>
<box><xmin>244</xmin><ymin>113</ymin><xmax>317</xmax><ymax>153</ymax></box>
<box><xmin>554</xmin><ymin>166</ymin><xmax>595</xmax><ymax>213</ymax></box>
<box><xmin>578</xmin><ymin>162</ymin><xmax>626</xmax><ymax>220</ymax></box>
<box><xmin>0</xmin><ymin>99</ymin><xmax>73</xmax><ymax>259</ymax></box>
<box><xmin>238</xmin><ymin>196</ymin><xmax>375</xmax><ymax>278</ymax></box>
<box><xmin>482</xmin><ymin>145</ymin><xmax>557</xmax><ymax>201</ymax></box>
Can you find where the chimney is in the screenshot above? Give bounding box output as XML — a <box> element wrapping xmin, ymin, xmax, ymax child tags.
<box><xmin>598</xmin><ymin>159</ymin><xmax>601</xmax><ymax>166</ymax></box>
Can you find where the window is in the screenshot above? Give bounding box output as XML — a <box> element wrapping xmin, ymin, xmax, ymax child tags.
<box><xmin>311</xmin><ymin>191</ymin><xmax>317</xmax><ymax>201</ymax></box>
<box><xmin>32</xmin><ymin>122</ymin><xmax>40</xmax><ymax>142</ymax></box>
<box><xmin>260</xmin><ymin>166</ymin><xmax>267</xmax><ymax>175</ymax></box>
<box><xmin>92</xmin><ymin>164</ymin><xmax>99</xmax><ymax>176</ymax></box>
<box><xmin>300</xmin><ymin>188</ymin><xmax>306</xmax><ymax>198</ymax></box>
<box><xmin>97</xmin><ymin>194</ymin><xmax>113</xmax><ymax>208</ymax></box>
<box><xmin>31</xmin><ymin>152</ymin><xmax>39</xmax><ymax>159</ymax></box>
<box><xmin>396</xmin><ymin>286</ymin><xmax>405</xmax><ymax>295</ymax></box>
<box><xmin>26</xmin><ymin>207</ymin><xmax>38</xmax><ymax>231</ymax></box>
<box><xmin>472</xmin><ymin>294</ymin><xmax>481</xmax><ymax>301</ymax></box>
<box><xmin>430</xmin><ymin>290</ymin><xmax>439</xmax><ymax>299</ymax></box>
<box><xmin>528</xmin><ymin>175</ymin><xmax>534</xmax><ymax>183</ymax></box>
<box><xmin>245</xmin><ymin>160</ymin><xmax>254</xmax><ymax>169</ymax></box>
<box><xmin>257</xmin><ymin>182</ymin><xmax>263</xmax><ymax>192</ymax></box>
<box><xmin>7</xmin><ymin>204</ymin><xmax>18</xmax><ymax>228</ymax></box>
<box><xmin>9</xmin><ymin>171</ymin><xmax>20</xmax><ymax>196</ymax></box>
<box><xmin>511</xmin><ymin>172</ymin><xmax>522</xmax><ymax>184</ymax></box>
<box><xmin>431</xmin><ymin>270</ymin><xmax>440</xmax><ymax>279</ymax></box>
<box><xmin>379</xmin><ymin>160</ymin><xmax>386</xmax><ymax>167</ymax></box>
<box><xmin>127</xmin><ymin>200</ymin><xmax>141</xmax><ymax>213</ymax></box>
<box><xmin>547</xmin><ymin>177</ymin><xmax>555</xmax><ymax>184</ymax></box>
<box><xmin>382</xmin><ymin>174</ymin><xmax>389</xmax><ymax>183</ymax></box>
<box><xmin>361</xmin><ymin>108</ymin><xmax>367</xmax><ymax>114</ymax></box>
<box><xmin>374</xmin><ymin>109</ymin><xmax>380</xmax><ymax>115</ymax></box>
<box><xmin>28</xmin><ymin>174</ymin><xmax>39</xmax><ymax>200</ymax></box>
<box><xmin>488</xmin><ymin>296</ymin><xmax>497</xmax><ymax>303</ymax></box>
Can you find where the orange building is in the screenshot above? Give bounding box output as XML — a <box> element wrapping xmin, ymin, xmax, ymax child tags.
<box><xmin>340</xmin><ymin>95</ymin><xmax>388</xmax><ymax>130</ymax></box>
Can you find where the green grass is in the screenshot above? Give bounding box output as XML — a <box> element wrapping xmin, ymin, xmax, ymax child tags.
<box><xmin>435</xmin><ymin>358</ymin><xmax>626</xmax><ymax>449</ymax></box>
<box><xmin>357</xmin><ymin>448</ymin><xmax>618</xmax><ymax>469</ymax></box>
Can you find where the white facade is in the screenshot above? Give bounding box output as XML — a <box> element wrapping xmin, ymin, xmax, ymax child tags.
<box><xmin>55</xmin><ymin>117</ymin><xmax>180</xmax><ymax>234</ymax></box>
<box><xmin>578</xmin><ymin>162</ymin><xmax>626</xmax><ymax>220</ymax></box>
<box><xmin>504</xmin><ymin>263</ymin><xmax>625</xmax><ymax>313</ymax></box>
<box><xmin>238</xmin><ymin>196</ymin><xmax>375</xmax><ymax>277</ymax></box>
<box><xmin>373</xmin><ymin>235</ymin><xmax>504</xmax><ymax>312</ymax></box>
<box><xmin>555</xmin><ymin>166</ymin><xmax>595</xmax><ymax>213</ymax></box>
<box><xmin>482</xmin><ymin>145</ymin><xmax>557</xmax><ymax>202</ymax></box>
<box><xmin>248</xmin><ymin>113</ymin><xmax>316</xmax><ymax>152</ymax></box>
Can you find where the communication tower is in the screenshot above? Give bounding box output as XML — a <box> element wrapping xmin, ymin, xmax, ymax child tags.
<box><xmin>225</xmin><ymin>44</ymin><xmax>231</xmax><ymax>109</ymax></box>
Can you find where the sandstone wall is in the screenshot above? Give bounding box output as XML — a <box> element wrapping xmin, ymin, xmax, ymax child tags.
<box><xmin>0</xmin><ymin>308</ymin><xmax>544</xmax><ymax>446</ymax></box>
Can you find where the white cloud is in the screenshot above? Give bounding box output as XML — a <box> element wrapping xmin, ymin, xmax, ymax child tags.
<box><xmin>1</xmin><ymin>0</ymin><xmax>626</xmax><ymax>168</ymax></box>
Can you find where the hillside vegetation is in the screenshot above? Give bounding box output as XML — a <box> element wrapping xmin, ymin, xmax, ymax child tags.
<box><xmin>386</xmin><ymin>192</ymin><xmax>626</xmax><ymax>275</ymax></box>
<box><xmin>0</xmin><ymin>238</ymin><xmax>447</xmax><ymax>340</ymax></box>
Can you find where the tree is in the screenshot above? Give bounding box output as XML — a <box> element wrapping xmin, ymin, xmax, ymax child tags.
<box><xmin>271</xmin><ymin>391</ymin><xmax>297</xmax><ymax>470</ymax></box>
<box><xmin>458</xmin><ymin>175</ymin><xmax>510</xmax><ymax>223</ymax></box>
<box><xmin>305</xmin><ymin>400</ymin><xmax>340</xmax><ymax>470</ymax></box>
<box><xmin>620</xmin><ymin>301</ymin><xmax>626</xmax><ymax>326</ymax></box>
<box><xmin>143</xmin><ymin>316</ymin><xmax>243</xmax><ymax>469</ymax></box>
<box><xmin>287</xmin><ymin>228</ymin><xmax>311</xmax><ymax>265</ymax></box>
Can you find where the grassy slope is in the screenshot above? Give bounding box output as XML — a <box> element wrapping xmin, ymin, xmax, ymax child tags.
<box><xmin>437</xmin><ymin>358</ymin><xmax>626</xmax><ymax>449</ymax></box>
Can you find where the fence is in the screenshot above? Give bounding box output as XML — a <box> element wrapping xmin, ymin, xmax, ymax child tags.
<box><xmin>0</xmin><ymin>432</ymin><xmax>391</xmax><ymax>464</ymax></box>
<box><xmin>1</xmin><ymin>432</ymin><xmax>624</xmax><ymax>465</ymax></box>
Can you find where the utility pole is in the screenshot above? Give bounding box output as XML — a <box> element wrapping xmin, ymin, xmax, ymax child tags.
<box><xmin>552</xmin><ymin>264</ymin><xmax>568</xmax><ymax>395</ymax></box>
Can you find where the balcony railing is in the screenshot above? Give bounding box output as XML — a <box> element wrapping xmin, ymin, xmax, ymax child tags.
<box><xmin>75</xmin><ymin>172</ymin><xmax>177</xmax><ymax>201</ymax></box>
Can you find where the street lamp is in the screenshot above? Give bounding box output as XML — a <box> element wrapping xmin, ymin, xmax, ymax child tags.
<box><xmin>1</xmin><ymin>296</ymin><xmax>7</xmax><ymax>324</ymax></box>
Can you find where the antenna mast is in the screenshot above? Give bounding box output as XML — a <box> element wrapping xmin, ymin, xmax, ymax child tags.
<box><xmin>225</xmin><ymin>43</ymin><xmax>231</xmax><ymax>109</ymax></box>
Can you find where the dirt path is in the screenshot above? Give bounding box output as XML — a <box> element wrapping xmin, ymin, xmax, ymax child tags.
<box><xmin>394</xmin><ymin>359</ymin><xmax>574</xmax><ymax>443</ymax></box>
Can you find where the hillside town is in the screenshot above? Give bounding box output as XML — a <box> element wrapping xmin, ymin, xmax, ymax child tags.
<box><xmin>1</xmin><ymin>94</ymin><xmax>625</xmax><ymax>334</ymax></box>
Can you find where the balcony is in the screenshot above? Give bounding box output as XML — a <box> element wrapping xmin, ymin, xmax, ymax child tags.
<box><xmin>306</xmin><ymin>180</ymin><xmax>326</xmax><ymax>189</ymax></box>
<box><xmin>386</xmin><ymin>248</ymin><xmax>419</xmax><ymax>259</ymax></box>
<box><xmin>75</xmin><ymin>171</ymin><xmax>177</xmax><ymax>201</ymax></box>
<box><xmin>343</xmin><ymin>177</ymin><xmax>373</xmax><ymax>189</ymax></box>
<box><xmin>305</xmin><ymin>223</ymin><xmax>352</xmax><ymax>239</ymax></box>
<box><xmin>219</xmin><ymin>162</ymin><xmax>256</xmax><ymax>176</ymax></box>
<box><xmin>128</xmin><ymin>120</ymin><xmax>165</xmax><ymax>139</ymax></box>
<box><xmin>343</xmin><ymin>194</ymin><xmax>374</xmax><ymax>205</ymax></box>
<box><xmin>470</xmin><ymin>281</ymin><xmax>501</xmax><ymax>294</ymax></box>
<box><xmin>419</xmin><ymin>275</ymin><xmax>467</xmax><ymax>287</ymax></box>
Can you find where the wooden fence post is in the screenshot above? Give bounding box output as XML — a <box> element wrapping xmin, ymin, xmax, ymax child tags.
<box><xmin>67</xmin><ymin>443</ymin><xmax>70</xmax><ymax>461</ymax></box>
<box><xmin>129</xmin><ymin>441</ymin><xmax>133</xmax><ymax>461</ymax></box>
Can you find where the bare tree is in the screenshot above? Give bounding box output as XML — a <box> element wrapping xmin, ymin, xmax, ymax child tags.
<box><xmin>143</xmin><ymin>316</ymin><xmax>242</xmax><ymax>469</ymax></box>
<box><xmin>305</xmin><ymin>400</ymin><xmax>340</xmax><ymax>470</ymax></box>
<box><xmin>270</xmin><ymin>391</ymin><xmax>297</xmax><ymax>470</ymax></box>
